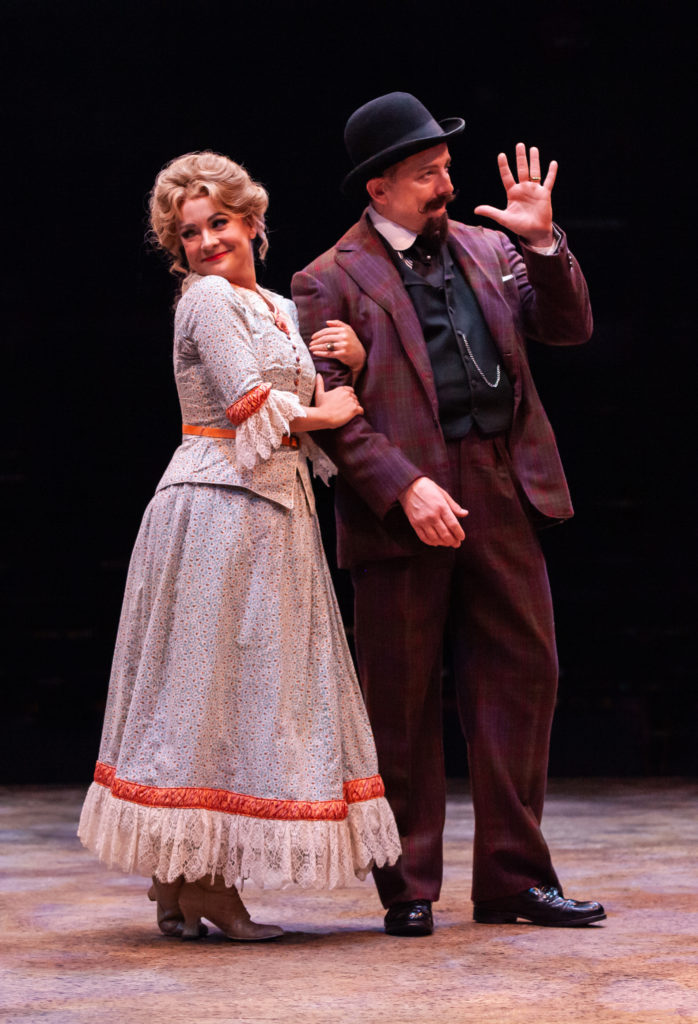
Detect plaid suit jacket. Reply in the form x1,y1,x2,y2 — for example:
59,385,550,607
291,211,593,568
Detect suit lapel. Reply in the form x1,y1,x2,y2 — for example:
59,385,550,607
336,215,438,409
447,230,519,369
334,215,523,412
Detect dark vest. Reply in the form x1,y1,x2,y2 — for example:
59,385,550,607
389,238,514,439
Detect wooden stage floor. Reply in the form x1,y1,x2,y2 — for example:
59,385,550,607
1,779,697,1024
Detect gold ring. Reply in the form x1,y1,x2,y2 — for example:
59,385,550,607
530,175,541,182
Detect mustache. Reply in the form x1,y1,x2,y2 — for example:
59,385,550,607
418,189,459,215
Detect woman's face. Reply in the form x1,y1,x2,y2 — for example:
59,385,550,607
178,195,257,288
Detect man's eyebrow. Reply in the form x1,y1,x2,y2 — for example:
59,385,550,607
414,157,451,172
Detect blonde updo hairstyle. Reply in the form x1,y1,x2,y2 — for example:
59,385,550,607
149,151,269,277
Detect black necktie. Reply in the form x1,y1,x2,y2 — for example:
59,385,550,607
399,240,438,277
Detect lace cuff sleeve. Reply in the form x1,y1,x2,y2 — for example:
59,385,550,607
226,383,272,426
234,389,306,470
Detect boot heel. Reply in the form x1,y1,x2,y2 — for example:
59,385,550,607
179,883,206,940
148,877,185,936
473,910,518,924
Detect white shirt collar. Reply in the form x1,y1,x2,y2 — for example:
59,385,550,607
367,206,418,252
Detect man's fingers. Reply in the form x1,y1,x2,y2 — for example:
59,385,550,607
473,204,505,223
444,516,466,544
440,492,467,541
445,492,469,518
434,508,465,546
418,526,440,546
497,151,516,191
515,142,529,181
410,508,463,547
418,523,459,548
493,145,558,197
401,478,467,547
528,145,541,181
543,160,558,191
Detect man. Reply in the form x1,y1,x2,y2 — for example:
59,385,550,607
291,92,605,935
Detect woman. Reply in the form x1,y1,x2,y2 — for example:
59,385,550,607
78,151,400,941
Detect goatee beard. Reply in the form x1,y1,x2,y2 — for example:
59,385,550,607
417,212,449,253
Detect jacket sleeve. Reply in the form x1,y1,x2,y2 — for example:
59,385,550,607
490,226,593,346
291,266,423,519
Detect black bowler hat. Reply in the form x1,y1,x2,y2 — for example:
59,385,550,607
342,91,465,196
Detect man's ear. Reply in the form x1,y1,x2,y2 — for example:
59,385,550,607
366,176,388,206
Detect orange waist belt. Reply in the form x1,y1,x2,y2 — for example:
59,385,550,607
182,424,300,449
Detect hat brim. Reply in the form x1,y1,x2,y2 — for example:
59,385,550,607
341,117,465,197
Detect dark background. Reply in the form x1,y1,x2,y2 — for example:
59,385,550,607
2,1,694,783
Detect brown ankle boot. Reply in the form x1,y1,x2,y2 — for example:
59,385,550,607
148,877,208,937
178,876,283,941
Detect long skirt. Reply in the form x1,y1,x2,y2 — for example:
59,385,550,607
78,475,400,888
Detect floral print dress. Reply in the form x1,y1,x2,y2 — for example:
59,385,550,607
78,275,400,888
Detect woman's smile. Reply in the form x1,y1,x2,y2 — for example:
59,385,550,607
178,195,257,288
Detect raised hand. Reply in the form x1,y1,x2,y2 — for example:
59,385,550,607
474,143,557,247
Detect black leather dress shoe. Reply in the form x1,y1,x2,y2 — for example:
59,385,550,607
473,886,606,927
384,899,434,936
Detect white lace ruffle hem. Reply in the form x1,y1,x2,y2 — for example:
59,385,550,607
78,782,401,889
235,389,336,483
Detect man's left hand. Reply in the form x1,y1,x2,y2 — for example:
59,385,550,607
474,143,556,247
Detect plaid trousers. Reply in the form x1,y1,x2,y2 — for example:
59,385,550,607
351,429,562,905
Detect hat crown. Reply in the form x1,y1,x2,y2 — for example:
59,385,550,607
344,92,443,168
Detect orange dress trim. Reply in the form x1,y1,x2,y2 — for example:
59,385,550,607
182,424,237,439
226,382,272,426
343,775,385,803
93,762,384,821
181,424,299,448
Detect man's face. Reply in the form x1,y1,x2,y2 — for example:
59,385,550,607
368,143,454,233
